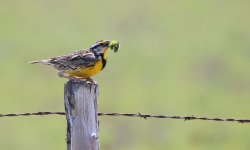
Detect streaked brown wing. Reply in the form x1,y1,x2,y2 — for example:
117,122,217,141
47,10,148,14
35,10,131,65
49,49,99,71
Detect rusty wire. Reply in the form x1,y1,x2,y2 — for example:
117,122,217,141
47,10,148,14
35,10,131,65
0,111,249,123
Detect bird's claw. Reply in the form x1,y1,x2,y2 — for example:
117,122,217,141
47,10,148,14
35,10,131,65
85,78,99,85
58,72,99,85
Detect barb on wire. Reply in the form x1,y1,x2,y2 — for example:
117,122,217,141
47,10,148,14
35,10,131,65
0,111,250,123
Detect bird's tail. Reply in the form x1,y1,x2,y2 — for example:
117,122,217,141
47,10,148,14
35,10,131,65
29,59,51,65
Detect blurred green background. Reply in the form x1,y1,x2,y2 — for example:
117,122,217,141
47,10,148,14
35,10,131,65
1,0,250,149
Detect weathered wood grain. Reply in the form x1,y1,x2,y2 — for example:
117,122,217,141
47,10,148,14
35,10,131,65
64,80,100,150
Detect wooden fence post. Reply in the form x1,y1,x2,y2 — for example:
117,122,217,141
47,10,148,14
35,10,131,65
64,80,100,150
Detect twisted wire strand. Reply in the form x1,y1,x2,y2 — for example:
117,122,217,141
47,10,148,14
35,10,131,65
0,112,249,123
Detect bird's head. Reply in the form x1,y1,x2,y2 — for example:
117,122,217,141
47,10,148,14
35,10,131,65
90,40,120,55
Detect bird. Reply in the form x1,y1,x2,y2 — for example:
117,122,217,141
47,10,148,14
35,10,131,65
30,40,120,84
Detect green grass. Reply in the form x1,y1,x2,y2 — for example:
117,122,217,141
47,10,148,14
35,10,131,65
1,0,250,149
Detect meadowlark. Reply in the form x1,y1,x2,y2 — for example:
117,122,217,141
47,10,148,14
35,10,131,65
30,40,120,84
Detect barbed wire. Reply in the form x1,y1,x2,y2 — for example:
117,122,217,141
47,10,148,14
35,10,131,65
0,111,249,123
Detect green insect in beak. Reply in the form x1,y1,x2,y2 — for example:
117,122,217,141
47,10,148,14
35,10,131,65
109,40,120,53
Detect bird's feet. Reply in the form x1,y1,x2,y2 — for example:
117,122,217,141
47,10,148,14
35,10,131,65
85,78,99,85
58,72,99,85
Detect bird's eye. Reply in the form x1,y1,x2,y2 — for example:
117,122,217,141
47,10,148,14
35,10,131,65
100,42,109,47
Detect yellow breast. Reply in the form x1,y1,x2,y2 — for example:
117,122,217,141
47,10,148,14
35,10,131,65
66,60,103,78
